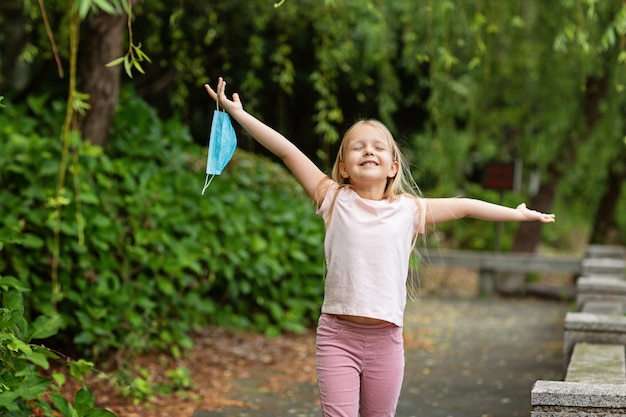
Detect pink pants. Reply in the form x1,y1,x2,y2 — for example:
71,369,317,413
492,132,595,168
316,313,405,417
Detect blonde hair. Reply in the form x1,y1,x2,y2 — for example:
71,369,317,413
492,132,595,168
326,119,425,299
331,119,421,200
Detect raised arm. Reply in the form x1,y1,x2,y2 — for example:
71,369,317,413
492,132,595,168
424,198,555,225
205,77,330,205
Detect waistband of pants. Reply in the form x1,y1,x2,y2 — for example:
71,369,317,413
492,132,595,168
319,313,400,333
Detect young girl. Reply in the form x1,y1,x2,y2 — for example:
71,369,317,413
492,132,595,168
204,77,555,417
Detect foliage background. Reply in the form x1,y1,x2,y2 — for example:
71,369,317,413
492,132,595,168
0,88,325,358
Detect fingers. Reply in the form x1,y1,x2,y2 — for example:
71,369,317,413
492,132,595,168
517,202,556,223
216,76,226,98
204,76,225,100
533,209,556,223
204,77,239,108
203,83,217,100
542,213,556,223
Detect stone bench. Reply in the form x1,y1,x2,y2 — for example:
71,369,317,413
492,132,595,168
577,276,626,313
582,300,624,315
585,245,626,260
531,379,626,416
565,343,625,384
531,257,626,416
581,258,626,277
531,339,626,416
563,312,626,364
419,249,581,296
564,275,626,365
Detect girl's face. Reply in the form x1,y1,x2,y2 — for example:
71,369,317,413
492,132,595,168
339,123,399,186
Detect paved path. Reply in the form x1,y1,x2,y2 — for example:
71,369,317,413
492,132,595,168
194,296,567,417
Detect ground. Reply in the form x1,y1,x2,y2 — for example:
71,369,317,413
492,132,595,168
87,327,319,417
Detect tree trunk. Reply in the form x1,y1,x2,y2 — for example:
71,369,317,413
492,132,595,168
495,177,558,295
511,74,608,254
589,151,626,244
0,0,30,95
78,12,126,146
498,75,609,295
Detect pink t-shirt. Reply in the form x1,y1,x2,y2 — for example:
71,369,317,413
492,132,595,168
316,182,427,326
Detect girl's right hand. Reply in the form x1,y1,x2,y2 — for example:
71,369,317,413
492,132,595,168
204,77,243,114
203,75,329,203
515,203,556,223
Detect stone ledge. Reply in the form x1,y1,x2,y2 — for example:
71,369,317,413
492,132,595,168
577,276,626,313
578,276,626,294
582,300,625,315
565,343,625,385
565,312,626,333
581,258,625,277
564,313,626,364
585,245,626,260
531,380,626,409
532,408,626,416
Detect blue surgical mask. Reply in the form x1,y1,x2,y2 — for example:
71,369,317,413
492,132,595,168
201,103,237,194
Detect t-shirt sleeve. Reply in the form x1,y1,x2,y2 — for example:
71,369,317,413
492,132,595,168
316,181,340,220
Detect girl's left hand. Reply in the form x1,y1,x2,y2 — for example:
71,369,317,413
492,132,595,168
204,77,243,115
516,203,556,223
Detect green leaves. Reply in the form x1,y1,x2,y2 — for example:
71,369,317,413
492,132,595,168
0,90,325,362
49,386,116,417
106,43,152,79
0,269,112,416
0,290,25,331
74,0,126,20
29,315,63,341
72,91,92,116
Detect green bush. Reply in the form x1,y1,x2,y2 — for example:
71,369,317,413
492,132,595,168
0,267,115,416
0,90,325,358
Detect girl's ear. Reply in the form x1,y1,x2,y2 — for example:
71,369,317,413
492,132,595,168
388,160,399,178
339,162,349,178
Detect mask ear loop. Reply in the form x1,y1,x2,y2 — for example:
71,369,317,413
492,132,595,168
201,100,220,195
201,174,215,195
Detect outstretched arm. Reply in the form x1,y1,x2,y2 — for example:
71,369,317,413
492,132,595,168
205,77,329,205
424,198,555,225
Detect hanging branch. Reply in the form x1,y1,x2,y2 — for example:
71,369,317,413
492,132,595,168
105,0,151,78
38,0,64,78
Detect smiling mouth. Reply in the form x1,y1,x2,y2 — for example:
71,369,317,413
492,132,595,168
360,160,379,166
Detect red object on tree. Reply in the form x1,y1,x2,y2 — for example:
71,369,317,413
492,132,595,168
482,163,515,191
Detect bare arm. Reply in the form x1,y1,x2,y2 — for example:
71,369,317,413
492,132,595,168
205,78,329,205
425,198,556,225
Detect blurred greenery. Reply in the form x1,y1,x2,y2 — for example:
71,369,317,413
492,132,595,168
3,1,624,230
0,88,325,359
